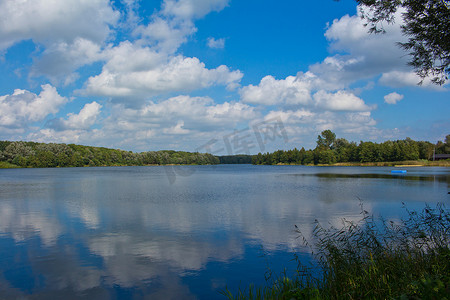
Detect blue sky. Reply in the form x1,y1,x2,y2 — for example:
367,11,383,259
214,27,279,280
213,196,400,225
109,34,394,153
0,0,448,154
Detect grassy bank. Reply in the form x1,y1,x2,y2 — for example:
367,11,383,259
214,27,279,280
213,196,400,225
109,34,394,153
222,204,450,299
272,160,450,167
330,160,450,167
0,161,20,168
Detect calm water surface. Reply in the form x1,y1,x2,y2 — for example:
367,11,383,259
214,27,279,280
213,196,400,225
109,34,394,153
0,165,448,299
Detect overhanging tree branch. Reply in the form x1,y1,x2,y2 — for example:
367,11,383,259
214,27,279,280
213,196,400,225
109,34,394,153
336,0,450,85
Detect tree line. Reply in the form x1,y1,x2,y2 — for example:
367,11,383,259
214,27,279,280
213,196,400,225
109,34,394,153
218,155,253,164
1,132,448,168
252,130,450,165
0,141,219,168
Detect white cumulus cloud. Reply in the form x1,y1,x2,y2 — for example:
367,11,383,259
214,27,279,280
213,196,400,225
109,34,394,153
313,90,372,111
162,0,229,20
0,0,119,51
207,37,225,49
379,71,445,90
83,43,243,99
134,0,229,54
384,92,404,104
0,0,119,84
112,95,257,131
163,120,190,135
308,6,411,88
84,95,259,150
240,75,313,106
49,102,103,130
240,72,373,112
133,17,196,54
31,38,105,85
250,109,378,150
27,128,100,145
0,84,67,129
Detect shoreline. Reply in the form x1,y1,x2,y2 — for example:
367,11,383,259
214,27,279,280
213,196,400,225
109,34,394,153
272,160,450,167
330,161,449,167
0,162,219,169
2,160,450,169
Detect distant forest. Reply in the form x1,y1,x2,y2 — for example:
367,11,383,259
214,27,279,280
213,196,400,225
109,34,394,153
253,130,450,165
218,155,253,164
1,131,449,168
0,141,218,168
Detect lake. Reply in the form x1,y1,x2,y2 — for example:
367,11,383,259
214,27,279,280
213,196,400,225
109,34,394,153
0,165,448,299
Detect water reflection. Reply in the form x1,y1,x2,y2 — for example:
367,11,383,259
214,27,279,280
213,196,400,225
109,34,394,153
0,166,448,299
296,172,449,183
0,202,62,246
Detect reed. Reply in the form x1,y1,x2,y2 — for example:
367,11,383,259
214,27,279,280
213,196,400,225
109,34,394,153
222,203,450,299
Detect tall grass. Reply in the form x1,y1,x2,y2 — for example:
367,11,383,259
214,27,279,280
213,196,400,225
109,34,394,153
222,203,450,299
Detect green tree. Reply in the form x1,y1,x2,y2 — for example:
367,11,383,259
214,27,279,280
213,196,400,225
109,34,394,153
392,141,403,161
317,149,337,164
417,141,434,159
0,141,11,152
253,153,263,164
435,135,450,154
334,138,352,162
303,150,315,165
12,155,28,167
445,134,450,153
3,142,35,163
298,147,306,164
32,150,57,168
272,150,283,164
263,152,273,165
380,140,395,161
403,137,420,160
317,130,336,150
339,0,450,85
359,141,376,162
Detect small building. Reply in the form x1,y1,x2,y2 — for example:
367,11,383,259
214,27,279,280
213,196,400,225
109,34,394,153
433,154,450,160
